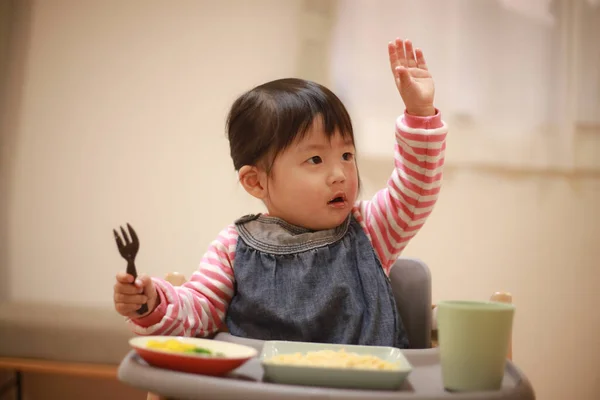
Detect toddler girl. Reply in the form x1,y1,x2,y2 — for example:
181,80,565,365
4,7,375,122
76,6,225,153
113,38,447,348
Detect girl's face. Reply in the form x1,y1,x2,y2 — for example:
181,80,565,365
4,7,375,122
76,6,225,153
262,119,359,230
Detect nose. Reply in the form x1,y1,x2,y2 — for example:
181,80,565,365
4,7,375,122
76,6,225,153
328,163,346,185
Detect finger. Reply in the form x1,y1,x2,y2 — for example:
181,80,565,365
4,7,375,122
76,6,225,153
116,271,135,284
415,48,428,70
388,42,401,86
135,274,153,290
388,41,399,71
114,282,142,295
404,40,417,68
395,66,412,87
115,302,146,316
114,293,148,304
394,38,406,67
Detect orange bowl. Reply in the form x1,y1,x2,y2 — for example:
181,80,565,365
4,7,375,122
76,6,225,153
129,336,258,376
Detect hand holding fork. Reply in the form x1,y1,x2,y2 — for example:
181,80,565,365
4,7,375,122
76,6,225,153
113,223,158,317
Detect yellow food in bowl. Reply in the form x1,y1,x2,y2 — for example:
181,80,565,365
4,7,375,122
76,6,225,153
145,339,223,356
264,349,400,370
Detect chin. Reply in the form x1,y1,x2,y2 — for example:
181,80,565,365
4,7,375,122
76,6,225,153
312,211,352,231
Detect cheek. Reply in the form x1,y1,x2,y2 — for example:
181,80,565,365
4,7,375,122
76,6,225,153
347,164,359,185
347,167,360,199
293,175,322,195
285,174,324,204
271,170,315,198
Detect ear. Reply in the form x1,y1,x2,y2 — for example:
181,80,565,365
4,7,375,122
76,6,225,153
238,165,268,200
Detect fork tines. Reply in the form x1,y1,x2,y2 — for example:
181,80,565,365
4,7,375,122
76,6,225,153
113,223,139,257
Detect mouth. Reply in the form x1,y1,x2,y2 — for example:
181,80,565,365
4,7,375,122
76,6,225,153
327,192,347,206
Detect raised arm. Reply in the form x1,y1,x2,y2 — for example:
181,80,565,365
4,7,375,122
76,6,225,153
353,38,447,273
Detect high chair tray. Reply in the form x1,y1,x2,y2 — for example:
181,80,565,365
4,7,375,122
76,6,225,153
117,346,535,400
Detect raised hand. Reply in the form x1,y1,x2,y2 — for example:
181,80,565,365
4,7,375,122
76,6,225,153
388,38,435,117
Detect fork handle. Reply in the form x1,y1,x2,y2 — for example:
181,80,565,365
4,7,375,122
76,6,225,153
137,302,149,315
126,260,149,315
126,259,138,279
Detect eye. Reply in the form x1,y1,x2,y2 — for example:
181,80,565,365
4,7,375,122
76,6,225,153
307,156,322,165
342,152,354,161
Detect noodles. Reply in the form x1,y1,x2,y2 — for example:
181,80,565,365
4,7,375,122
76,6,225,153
264,348,401,370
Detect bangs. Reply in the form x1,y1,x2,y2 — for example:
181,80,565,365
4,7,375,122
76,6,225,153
226,78,356,173
265,80,354,149
255,79,355,170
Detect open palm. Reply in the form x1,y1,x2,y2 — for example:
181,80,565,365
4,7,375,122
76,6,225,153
388,38,435,116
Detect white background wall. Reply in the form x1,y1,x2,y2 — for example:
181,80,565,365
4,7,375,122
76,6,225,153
1,1,599,399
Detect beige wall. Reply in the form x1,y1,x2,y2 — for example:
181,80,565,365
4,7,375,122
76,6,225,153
1,1,599,399
0,0,16,301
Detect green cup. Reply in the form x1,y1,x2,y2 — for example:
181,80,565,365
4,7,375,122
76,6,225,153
437,300,515,392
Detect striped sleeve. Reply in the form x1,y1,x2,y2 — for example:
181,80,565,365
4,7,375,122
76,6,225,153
353,109,447,274
127,224,238,337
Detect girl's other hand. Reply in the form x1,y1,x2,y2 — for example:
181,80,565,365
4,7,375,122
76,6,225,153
388,38,435,117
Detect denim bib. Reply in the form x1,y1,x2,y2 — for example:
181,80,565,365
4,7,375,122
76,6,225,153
225,214,409,348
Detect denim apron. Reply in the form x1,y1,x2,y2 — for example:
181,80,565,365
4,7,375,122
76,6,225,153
225,213,409,348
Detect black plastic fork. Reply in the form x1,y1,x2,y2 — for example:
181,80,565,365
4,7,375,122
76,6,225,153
113,223,148,315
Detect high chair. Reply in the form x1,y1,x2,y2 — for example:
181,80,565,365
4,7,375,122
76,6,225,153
146,258,513,400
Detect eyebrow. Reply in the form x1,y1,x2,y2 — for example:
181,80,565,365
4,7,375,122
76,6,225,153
298,143,326,153
298,138,354,153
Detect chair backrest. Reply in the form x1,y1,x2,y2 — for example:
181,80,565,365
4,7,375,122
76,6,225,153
388,258,432,349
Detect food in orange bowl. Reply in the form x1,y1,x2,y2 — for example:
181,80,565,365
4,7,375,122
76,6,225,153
129,336,258,376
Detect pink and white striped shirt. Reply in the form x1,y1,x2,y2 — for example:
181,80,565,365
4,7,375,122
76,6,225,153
128,110,447,337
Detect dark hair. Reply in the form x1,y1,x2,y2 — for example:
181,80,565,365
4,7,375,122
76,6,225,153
226,78,355,173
